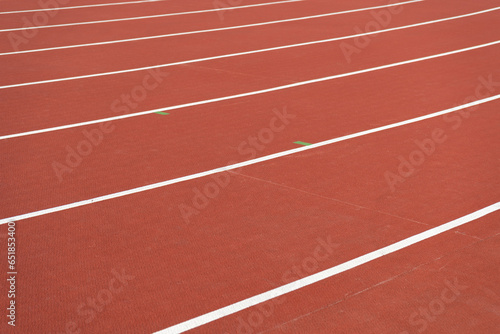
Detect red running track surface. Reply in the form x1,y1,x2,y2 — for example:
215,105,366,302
0,0,499,333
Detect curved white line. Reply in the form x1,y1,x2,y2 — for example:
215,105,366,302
1,40,499,140
0,93,499,225
0,0,305,32
156,202,500,333
0,0,167,15
1,6,498,88
0,0,417,33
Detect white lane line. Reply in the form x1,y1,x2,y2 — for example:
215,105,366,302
0,0,168,15
1,93,499,225
0,0,419,33
1,6,498,87
0,0,427,56
155,202,500,334
1,40,498,140
0,0,304,32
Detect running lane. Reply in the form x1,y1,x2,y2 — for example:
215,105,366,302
1,0,497,78
0,102,497,333
1,7,499,135
234,101,500,228
0,0,306,30
0,0,415,52
196,213,500,334
0,0,255,13
0,44,498,218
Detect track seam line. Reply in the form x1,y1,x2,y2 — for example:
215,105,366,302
181,63,292,82
261,232,494,334
0,95,498,225
453,230,482,241
2,40,499,140
155,202,500,333
263,269,413,334
229,171,429,227
0,0,424,48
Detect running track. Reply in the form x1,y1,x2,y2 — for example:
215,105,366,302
0,0,499,333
